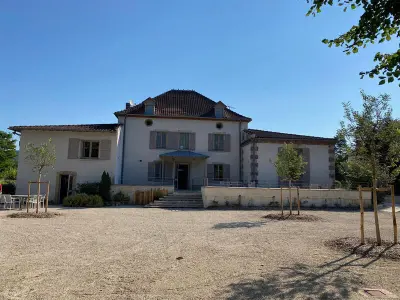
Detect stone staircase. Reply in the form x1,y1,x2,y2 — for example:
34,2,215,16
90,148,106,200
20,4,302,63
146,191,203,208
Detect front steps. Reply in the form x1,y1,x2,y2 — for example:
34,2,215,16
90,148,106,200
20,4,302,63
146,191,203,208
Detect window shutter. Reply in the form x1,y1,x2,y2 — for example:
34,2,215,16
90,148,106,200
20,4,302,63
68,138,80,159
149,131,157,149
224,134,231,152
224,164,230,180
164,161,173,180
189,133,196,150
207,164,214,180
99,140,111,160
166,132,179,149
148,162,155,181
208,134,214,151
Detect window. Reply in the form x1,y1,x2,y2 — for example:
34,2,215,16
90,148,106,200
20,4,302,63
213,134,224,151
214,164,224,180
82,141,99,158
156,132,166,149
179,133,190,150
215,107,223,118
154,162,163,179
145,104,154,115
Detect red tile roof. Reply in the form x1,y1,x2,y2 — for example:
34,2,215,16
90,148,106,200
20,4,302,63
114,89,251,122
8,124,120,133
244,129,335,144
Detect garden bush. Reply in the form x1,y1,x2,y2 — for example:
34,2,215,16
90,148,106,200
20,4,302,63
112,191,130,205
63,193,104,207
77,182,99,195
1,182,16,194
99,171,111,204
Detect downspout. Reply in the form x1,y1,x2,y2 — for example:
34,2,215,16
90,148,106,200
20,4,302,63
239,121,242,182
120,114,127,184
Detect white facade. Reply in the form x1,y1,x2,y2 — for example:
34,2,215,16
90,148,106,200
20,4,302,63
119,116,248,186
16,130,118,202
255,143,332,187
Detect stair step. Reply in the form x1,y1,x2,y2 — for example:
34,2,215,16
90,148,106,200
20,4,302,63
146,203,204,208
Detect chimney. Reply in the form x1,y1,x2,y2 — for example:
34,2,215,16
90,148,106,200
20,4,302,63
125,100,134,109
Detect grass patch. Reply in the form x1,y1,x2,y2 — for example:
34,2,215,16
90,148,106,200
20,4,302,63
325,237,400,260
262,213,323,222
7,212,62,219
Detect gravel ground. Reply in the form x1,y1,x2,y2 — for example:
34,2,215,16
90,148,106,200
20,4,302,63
0,207,399,300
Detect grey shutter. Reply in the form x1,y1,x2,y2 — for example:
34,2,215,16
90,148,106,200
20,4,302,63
224,134,231,152
68,138,80,159
149,131,157,149
164,161,173,181
189,133,196,150
208,134,214,151
302,148,311,187
207,164,214,180
99,140,111,160
166,132,179,150
224,164,230,180
148,162,155,181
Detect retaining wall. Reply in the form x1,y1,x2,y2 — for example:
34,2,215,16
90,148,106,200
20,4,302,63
201,187,372,209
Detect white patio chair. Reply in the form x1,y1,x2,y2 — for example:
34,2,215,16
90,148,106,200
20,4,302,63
0,195,5,209
3,194,14,210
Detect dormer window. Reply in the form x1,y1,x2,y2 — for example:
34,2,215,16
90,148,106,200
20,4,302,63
144,98,155,115
214,101,226,119
145,104,154,115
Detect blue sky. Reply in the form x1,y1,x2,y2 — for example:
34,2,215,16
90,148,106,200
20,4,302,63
1,0,399,144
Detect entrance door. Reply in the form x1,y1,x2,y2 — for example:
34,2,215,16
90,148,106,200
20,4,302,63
59,174,74,203
176,164,189,190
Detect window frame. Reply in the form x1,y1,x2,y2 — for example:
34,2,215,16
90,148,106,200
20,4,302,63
213,164,224,180
156,132,167,149
81,141,100,159
179,132,190,150
145,104,155,115
213,134,225,151
154,161,164,179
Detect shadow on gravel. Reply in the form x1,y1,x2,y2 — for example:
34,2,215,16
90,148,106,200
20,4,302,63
212,221,267,229
220,261,364,300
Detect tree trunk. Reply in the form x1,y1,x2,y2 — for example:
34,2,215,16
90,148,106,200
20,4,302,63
289,180,292,215
297,187,300,215
372,178,382,245
280,187,283,216
36,174,41,213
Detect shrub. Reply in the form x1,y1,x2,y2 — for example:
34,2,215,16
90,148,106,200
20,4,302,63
63,193,104,207
112,191,130,205
1,182,16,194
99,171,111,204
77,182,99,195
153,190,164,200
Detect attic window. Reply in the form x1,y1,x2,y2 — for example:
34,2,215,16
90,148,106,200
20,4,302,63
215,107,224,118
145,104,155,115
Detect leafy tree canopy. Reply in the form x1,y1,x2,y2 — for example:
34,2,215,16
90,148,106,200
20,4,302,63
274,143,307,183
25,138,56,177
307,0,400,85
0,131,17,175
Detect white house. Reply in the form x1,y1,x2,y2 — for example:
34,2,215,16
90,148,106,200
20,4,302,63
9,89,335,203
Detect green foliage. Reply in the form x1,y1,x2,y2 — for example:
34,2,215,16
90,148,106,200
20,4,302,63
0,167,17,181
25,138,56,178
153,190,164,200
63,193,104,207
112,191,130,205
340,91,400,185
99,171,112,203
77,182,100,195
307,0,400,84
274,143,307,184
0,131,17,175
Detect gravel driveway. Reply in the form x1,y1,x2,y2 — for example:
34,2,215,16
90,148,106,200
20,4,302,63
0,208,399,300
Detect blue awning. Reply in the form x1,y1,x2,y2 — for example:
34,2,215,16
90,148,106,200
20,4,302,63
160,150,209,159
